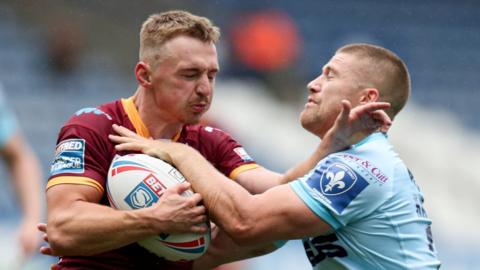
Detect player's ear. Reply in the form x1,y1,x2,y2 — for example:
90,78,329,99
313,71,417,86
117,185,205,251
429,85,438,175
359,88,379,104
135,61,152,88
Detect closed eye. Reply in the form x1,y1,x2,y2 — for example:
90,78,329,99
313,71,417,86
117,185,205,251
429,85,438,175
325,67,334,80
182,72,199,80
207,71,217,81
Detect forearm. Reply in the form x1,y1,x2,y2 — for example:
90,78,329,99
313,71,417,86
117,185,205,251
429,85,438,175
236,139,343,193
12,149,42,222
193,228,277,270
193,243,276,270
163,143,256,240
280,136,339,184
235,168,283,194
48,201,157,256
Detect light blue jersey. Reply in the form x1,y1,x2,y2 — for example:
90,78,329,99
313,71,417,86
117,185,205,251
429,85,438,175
0,86,17,147
0,85,19,217
290,132,441,269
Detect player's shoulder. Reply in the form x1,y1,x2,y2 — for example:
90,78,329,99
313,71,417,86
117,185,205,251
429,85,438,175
301,148,394,201
293,150,393,216
62,100,121,133
182,124,243,158
184,124,233,141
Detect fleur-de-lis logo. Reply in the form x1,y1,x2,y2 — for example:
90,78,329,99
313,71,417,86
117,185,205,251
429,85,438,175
325,171,346,192
319,163,357,196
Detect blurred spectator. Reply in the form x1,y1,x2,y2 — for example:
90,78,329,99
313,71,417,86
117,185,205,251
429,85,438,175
230,10,301,72
0,83,43,268
45,18,85,75
228,10,304,102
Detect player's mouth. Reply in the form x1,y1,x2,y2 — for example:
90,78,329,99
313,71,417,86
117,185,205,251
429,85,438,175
304,97,317,108
192,103,208,113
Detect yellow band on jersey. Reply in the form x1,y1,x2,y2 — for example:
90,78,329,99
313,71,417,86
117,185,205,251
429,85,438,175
121,97,182,141
121,97,151,138
229,164,260,180
46,176,104,193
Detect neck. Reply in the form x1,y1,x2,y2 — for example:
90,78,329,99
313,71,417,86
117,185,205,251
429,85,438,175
132,87,183,140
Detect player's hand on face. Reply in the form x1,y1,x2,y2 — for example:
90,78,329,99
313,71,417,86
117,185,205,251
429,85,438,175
109,124,174,163
324,100,391,151
150,182,208,235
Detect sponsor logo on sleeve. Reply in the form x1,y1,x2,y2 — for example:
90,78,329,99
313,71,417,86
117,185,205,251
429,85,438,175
75,107,112,120
306,161,369,214
337,154,388,183
204,126,223,133
233,147,253,162
50,139,86,175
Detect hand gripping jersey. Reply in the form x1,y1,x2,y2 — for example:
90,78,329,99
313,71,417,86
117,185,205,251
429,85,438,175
47,97,258,269
290,133,441,270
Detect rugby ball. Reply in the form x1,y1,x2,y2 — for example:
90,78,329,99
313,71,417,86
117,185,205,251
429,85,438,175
106,153,210,261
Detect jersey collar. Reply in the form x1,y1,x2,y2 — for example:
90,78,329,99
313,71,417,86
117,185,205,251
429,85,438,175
121,97,182,141
353,132,387,148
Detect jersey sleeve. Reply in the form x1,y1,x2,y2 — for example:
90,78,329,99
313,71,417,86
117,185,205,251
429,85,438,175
47,109,115,193
198,126,259,179
290,153,393,229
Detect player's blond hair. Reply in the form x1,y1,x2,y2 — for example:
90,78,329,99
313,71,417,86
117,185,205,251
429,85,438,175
139,10,220,64
337,43,411,119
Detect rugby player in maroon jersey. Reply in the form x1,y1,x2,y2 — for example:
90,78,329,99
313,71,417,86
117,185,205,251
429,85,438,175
40,10,390,269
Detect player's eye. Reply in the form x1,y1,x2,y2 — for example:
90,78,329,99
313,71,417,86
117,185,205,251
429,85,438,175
326,69,334,79
207,72,217,81
182,73,198,79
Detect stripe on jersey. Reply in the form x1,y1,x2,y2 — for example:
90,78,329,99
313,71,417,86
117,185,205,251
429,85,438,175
121,97,151,138
46,176,104,193
229,164,260,179
121,97,182,141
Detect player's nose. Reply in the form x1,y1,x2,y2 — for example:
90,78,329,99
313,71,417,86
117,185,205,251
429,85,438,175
196,75,212,96
307,76,322,94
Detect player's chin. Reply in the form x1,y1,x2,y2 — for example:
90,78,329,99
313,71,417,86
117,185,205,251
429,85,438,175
184,114,203,125
300,112,323,135
299,110,311,126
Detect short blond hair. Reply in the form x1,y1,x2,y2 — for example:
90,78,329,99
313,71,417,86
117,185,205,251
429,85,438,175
139,10,220,62
337,43,411,119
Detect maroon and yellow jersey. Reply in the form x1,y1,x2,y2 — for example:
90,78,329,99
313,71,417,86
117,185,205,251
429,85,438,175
47,97,258,269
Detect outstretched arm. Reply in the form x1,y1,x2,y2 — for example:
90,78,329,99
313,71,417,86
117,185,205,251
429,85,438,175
1,132,42,257
233,100,391,193
193,225,279,270
280,100,390,183
110,126,332,245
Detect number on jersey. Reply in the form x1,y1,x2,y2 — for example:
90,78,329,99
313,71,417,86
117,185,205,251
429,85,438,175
303,233,347,266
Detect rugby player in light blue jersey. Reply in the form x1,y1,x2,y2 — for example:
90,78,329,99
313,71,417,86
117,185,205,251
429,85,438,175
290,131,439,269
0,85,43,267
111,43,441,269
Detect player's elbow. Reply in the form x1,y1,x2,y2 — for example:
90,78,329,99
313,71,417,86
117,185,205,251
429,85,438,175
210,193,264,245
225,207,261,246
227,220,259,246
